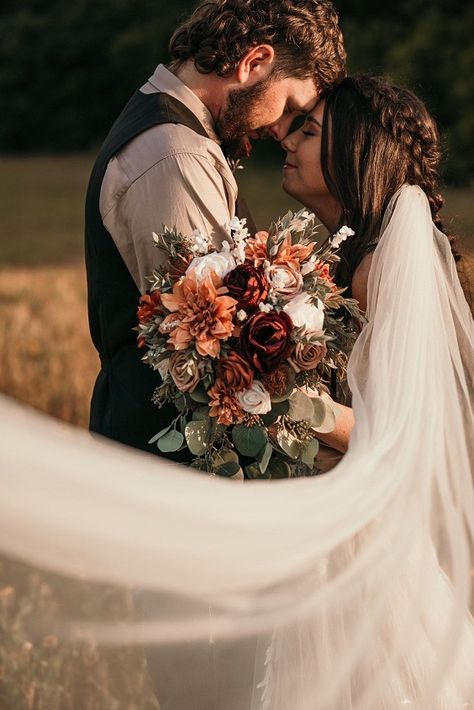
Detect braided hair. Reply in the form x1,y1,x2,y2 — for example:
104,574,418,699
320,75,469,301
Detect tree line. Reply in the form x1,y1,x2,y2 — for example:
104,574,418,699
1,0,472,182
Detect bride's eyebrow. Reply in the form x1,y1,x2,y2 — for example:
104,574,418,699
306,115,322,128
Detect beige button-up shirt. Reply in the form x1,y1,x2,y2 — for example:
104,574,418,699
100,64,238,293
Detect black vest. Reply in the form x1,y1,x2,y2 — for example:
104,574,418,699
85,90,210,462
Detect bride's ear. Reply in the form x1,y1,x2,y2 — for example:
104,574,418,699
236,45,274,85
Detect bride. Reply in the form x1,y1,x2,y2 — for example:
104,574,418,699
1,74,473,709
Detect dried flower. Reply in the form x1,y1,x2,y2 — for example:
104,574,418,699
208,379,244,425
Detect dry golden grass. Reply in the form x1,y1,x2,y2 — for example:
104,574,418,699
0,264,97,427
0,265,160,709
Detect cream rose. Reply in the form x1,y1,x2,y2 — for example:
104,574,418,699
236,381,272,415
283,293,325,332
267,264,303,301
186,250,236,283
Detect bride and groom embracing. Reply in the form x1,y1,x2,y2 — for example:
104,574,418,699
82,0,474,707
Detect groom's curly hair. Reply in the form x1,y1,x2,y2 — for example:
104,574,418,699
169,0,346,90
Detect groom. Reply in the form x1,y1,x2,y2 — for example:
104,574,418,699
85,0,346,462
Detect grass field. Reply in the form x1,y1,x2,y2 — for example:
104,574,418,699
0,155,472,709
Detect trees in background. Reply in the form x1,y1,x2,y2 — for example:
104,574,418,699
1,0,472,182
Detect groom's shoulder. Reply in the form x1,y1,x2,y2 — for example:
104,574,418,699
113,122,223,183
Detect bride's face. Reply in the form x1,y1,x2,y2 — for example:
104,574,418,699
281,100,341,230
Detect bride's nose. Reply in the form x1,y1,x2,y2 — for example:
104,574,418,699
281,130,297,154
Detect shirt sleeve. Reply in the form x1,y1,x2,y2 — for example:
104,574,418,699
103,151,237,294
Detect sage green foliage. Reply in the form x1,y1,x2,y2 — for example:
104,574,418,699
1,0,473,181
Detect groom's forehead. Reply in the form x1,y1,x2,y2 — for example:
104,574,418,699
288,77,319,109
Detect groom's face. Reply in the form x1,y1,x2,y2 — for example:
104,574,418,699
217,75,318,154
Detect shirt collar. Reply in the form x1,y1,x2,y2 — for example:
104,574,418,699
143,64,220,143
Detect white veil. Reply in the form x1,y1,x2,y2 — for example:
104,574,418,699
1,185,473,708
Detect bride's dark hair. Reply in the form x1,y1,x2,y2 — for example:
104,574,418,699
320,74,470,300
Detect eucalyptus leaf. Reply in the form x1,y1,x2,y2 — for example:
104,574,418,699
288,391,314,422
230,468,244,482
257,442,273,475
212,449,239,468
261,411,280,427
218,461,242,477
270,399,290,416
277,429,301,459
175,395,187,412
311,396,327,428
312,394,337,433
232,425,267,457
244,463,262,480
157,430,185,453
301,438,320,468
267,459,292,479
192,407,211,422
148,425,171,445
190,388,210,404
185,420,209,456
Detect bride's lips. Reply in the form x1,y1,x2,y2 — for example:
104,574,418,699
283,161,297,170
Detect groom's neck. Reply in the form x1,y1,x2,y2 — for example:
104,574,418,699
171,61,228,125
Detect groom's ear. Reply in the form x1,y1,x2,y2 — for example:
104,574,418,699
236,45,275,85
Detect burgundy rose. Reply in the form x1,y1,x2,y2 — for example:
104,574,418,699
224,264,269,312
241,311,294,374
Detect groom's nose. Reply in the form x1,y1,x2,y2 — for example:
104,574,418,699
267,115,294,142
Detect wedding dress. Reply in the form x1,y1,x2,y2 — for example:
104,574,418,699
1,185,473,708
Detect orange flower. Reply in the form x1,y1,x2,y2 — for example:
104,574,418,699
218,352,254,392
137,290,162,324
160,270,237,358
208,379,244,425
244,231,269,267
274,237,314,270
314,261,338,292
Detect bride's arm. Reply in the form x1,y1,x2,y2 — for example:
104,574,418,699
315,252,374,453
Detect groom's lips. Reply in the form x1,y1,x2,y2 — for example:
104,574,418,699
283,161,297,170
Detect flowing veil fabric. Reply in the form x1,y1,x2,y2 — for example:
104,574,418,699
1,185,473,708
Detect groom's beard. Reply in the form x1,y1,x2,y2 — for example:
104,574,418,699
217,77,273,159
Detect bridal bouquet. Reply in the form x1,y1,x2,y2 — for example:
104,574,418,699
137,212,360,479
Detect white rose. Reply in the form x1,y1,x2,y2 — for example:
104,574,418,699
283,292,325,332
237,381,272,415
186,250,236,282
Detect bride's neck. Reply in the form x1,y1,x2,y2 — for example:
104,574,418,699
304,195,342,235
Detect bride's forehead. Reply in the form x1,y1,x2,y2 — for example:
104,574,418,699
310,99,326,119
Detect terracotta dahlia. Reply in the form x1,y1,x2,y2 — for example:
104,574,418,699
274,236,314,270
208,379,244,425
160,270,237,358
244,231,269,267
